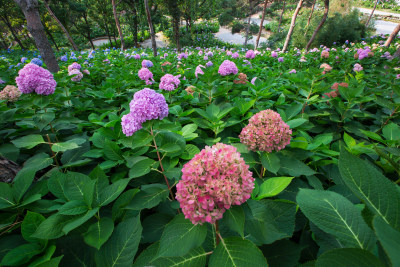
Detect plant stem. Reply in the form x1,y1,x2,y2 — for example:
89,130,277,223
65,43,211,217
46,134,60,167
215,221,220,246
150,126,175,200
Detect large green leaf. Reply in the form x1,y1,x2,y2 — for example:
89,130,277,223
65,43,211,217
133,242,207,267
261,152,280,175
382,123,400,141
339,148,400,229
62,207,99,234
52,142,80,153
58,200,88,215
47,171,68,201
12,168,36,203
373,216,400,266
33,112,55,131
21,211,45,242
315,248,384,267
208,237,268,267
256,177,294,200
11,135,45,149
97,215,142,267
126,184,169,210
0,243,43,266
32,213,79,240
98,179,130,207
64,172,96,206
222,206,245,237
0,182,16,208
157,214,207,258
84,217,114,250
128,157,157,178
297,189,376,250
103,139,123,161
278,156,316,177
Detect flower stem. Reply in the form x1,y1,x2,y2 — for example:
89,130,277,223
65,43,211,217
46,134,60,167
215,221,220,246
150,126,175,200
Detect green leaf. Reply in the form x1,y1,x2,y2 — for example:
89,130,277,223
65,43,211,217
261,152,280,174
339,148,400,229
21,211,45,242
28,245,56,267
97,215,142,267
47,171,68,201
142,213,173,243
257,177,294,199
64,172,96,206
35,256,63,267
126,184,169,210
52,142,80,153
133,242,207,267
33,112,55,131
62,207,99,234
0,243,43,266
279,156,316,177
23,153,52,172
58,200,88,215
98,179,130,207
208,237,268,267
222,206,245,237
296,189,376,250
373,216,400,266
382,123,400,141
315,248,384,267
13,168,36,203
11,135,45,149
0,182,16,208
32,213,79,239
286,118,307,129
103,139,123,161
84,217,114,250
157,214,207,258
129,157,157,178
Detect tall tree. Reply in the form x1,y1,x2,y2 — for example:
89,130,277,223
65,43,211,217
112,0,125,50
365,0,379,27
14,0,59,72
306,0,316,28
256,0,268,49
0,0,26,49
305,0,329,50
278,0,286,33
244,0,253,47
144,0,157,56
282,0,303,52
384,23,400,47
166,0,181,51
43,0,78,50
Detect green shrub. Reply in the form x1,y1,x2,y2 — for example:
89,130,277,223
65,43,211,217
231,21,245,34
218,12,235,26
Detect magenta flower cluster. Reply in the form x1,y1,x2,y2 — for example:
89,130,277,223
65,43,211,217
218,60,238,76
16,63,56,95
195,65,205,78
159,74,181,91
121,88,168,136
138,68,154,85
245,50,256,59
176,143,254,225
356,47,372,60
68,62,81,72
239,109,292,152
141,60,153,68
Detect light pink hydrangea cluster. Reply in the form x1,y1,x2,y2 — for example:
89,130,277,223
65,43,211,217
68,62,81,72
195,65,205,78
218,60,238,76
15,63,57,95
231,52,239,59
353,63,363,72
245,50,256,59
0,85,21,102
68,62,86,82
239,109,292,152
159,74,181,91
176,143,254,225
138,68,154,85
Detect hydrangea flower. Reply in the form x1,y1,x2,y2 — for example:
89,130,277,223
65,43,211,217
195,65,205,78
251,77,258,85
0,79,5,84
142,60,153,68
176,143,254,225
289,69,297,74
138,68,154,85
159,74,181,91
21,57,28,63
231,52,239,59
245,50,255,59
60,55,68,62
206,61,213,67
239,109,292,152
321,51,329,58
0,85,21,102
278,57,284,62
16,63,57,95
69,69,83,82
133,54,141,60
320,63,332,73
121,88,169,136
353,63,363,72
31,58,43,66
178,53,188,60
68,62,81,72
218,60,238,76
271,51,278,58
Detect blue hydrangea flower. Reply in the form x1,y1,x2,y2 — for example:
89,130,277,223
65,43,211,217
31,58,43,66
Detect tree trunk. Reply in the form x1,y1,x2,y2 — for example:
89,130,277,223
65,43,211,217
133,6,138,47
384,23,400,47
305,0,329,51
167,0,181,51
306,0,316,28
43,0,78,50
282,0,303,53
256,0,268,50
104,22,113,46
278,0,286,33
44,24,59,51
244,0,252,47
112,0,125,50
14,0,59,72
1,16,26,49
83,15,95,49
394,46,400,57
0,156,21,184
144,0,157,56
365,0,379,27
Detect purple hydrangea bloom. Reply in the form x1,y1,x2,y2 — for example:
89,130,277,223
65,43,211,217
141,59,153,68
0,79,5,84
16,63,57,95
278,57,284,62
159,74,181,91
232,52,239,59
31,58,43,66
68,62,81,72
121,88,169,136
206,61,213,67
60,55,68,62
271,51,278,58
218,60,238,76
289,69,296,74
178,53,188,60
245,50,255,59
69,69,83,82
206,51,213,57
138,68,154,85
21,57,28,63
195,65,205,78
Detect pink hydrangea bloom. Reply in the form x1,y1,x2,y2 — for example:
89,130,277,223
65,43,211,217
83,69,90,75
289,69,297,74
251,77,258,85
159,74,181,91
232,52,239,59
176,143,254,225
138,68,154,85
218,60,238,76
121,88,169,136
69,69,83,82
353,63,363,72
134,54,141,60
68,62,81,72
226,51,233,56
245,50,256,59
0,85,21,102
271,51,278,58
320,63,332,73
15,63,57,95
195,65,205,78
239,109,292,152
